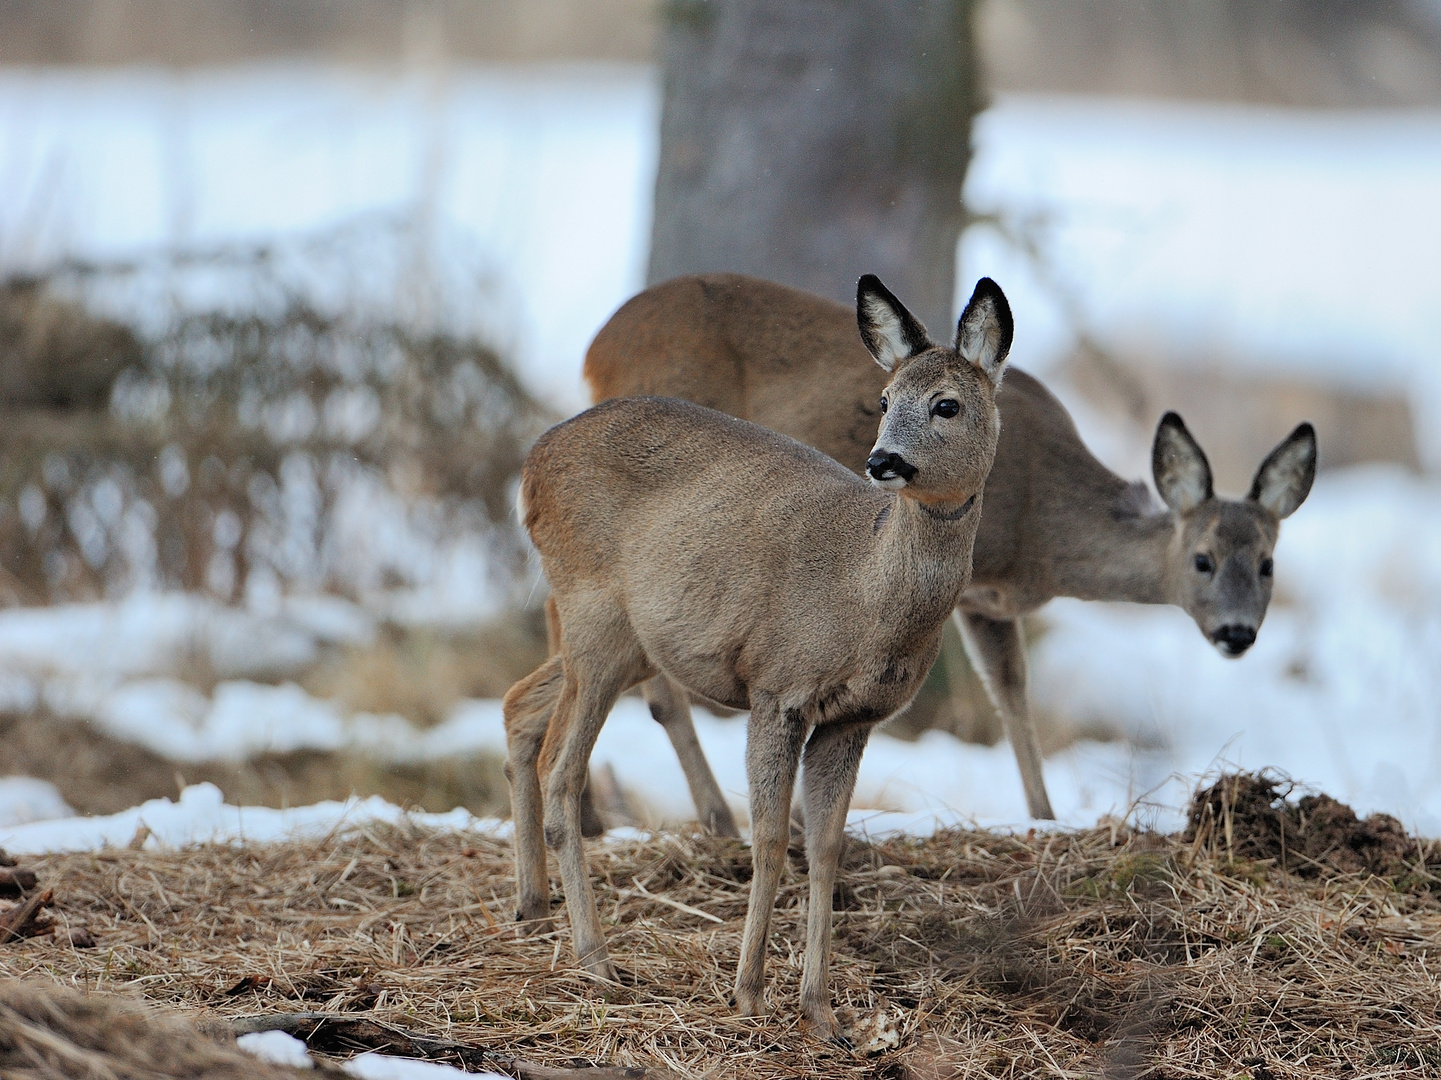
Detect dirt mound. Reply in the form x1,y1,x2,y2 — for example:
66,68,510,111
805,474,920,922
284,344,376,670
0,978,313,1079
1186,771,1421,879
0,708,510,818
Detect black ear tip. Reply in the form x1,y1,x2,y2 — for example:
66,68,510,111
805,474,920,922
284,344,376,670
963,277,1014,353
857,273,884,297
1158,411,1185,432
968,276,1010,313
1295,421,1317,443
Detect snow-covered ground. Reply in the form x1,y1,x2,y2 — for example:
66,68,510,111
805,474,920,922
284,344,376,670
0,781,495,855
0,63,658,410
3,69,1439,426
963,98,1441,471
0,65,1439,845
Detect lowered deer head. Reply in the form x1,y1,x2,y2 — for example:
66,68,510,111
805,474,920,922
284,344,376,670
1152,412,1317,657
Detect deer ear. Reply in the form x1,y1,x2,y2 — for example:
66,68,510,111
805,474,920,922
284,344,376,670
1249,422,1316,519
857,274,932,372
1152,412,1213,514
955,277,1014,385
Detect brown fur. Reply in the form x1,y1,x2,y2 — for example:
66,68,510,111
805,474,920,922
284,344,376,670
584,273,1317,820
504,278,1013,1038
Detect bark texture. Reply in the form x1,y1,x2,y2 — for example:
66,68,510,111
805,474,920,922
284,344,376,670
648,0,980,333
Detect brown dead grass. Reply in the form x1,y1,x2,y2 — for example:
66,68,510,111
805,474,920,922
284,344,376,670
301,615,548,730
0,978,316,1079
2,780,1440,1079
0,274,553,605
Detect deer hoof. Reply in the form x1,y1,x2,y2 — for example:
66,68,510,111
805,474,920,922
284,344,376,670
585,957,618,984
513,898,552,935
802,1001,841,1043
733,988,765,1017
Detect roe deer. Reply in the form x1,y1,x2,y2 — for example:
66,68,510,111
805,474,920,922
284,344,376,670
584,274,1318,821
504,277,1014,1038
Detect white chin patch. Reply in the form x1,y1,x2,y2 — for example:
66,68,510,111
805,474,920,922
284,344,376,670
870,475,908,490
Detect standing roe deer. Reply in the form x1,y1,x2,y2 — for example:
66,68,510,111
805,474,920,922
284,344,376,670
584,274,1318,821
504,276,1013,1038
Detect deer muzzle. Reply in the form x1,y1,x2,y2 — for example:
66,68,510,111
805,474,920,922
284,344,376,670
867,451,917,486
1211,623,1257,658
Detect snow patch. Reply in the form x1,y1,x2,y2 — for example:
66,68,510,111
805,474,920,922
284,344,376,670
343,1052,509,1080
236,1031,314,1069
0,782,505,855
0,777,73,827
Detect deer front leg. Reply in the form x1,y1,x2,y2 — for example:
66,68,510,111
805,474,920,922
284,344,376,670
503,655,567,931
954,610,1054,820
644,674,740,837
799,721,871,1041
734,697,806,1018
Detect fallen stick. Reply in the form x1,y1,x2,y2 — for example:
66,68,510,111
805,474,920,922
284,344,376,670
231,1012,653,1078
0,889,52,943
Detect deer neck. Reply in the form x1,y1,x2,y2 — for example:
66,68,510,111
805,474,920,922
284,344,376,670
1049,504,1178,606
869,491,978,617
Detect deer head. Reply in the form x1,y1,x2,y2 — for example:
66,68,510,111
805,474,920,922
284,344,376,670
857,275,1013,513
1152,412,1317,657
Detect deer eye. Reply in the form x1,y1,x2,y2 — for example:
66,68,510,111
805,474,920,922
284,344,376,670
1259,557,1274,578
1193,553,1214,574
932,399,960,419
879,397,888,414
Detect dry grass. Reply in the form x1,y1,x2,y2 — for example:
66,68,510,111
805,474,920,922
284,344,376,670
0,978,316,1079
0,272,553,605
2,779,1440,1079
301,615,549,730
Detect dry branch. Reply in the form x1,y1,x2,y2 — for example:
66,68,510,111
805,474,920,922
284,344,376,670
0,889,52,943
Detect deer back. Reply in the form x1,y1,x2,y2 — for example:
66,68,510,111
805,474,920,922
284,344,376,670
585,273,888,473
585,273,1128,614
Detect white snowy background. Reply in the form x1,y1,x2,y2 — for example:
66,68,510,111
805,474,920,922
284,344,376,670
0,64,1438,852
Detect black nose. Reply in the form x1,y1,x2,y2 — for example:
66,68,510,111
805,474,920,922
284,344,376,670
1213,624,1257,656
867,451,917,483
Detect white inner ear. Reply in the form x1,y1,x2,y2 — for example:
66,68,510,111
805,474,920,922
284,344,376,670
862,295,911,371
1257,438,1313,515
1155,429,1211,513
1166,467,1210,513
958,300,1003,375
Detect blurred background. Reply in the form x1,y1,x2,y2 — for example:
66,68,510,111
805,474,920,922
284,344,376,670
0,0,1438,835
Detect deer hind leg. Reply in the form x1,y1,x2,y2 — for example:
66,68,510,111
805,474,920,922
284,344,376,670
643,674,739,837
798,720,872,1041
542,615,650,983
955,610,1055,820
548,595,607,839
733,696,806,1018
503,654,567,930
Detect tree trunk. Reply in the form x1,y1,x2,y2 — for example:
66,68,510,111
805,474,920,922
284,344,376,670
648,0,981,334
